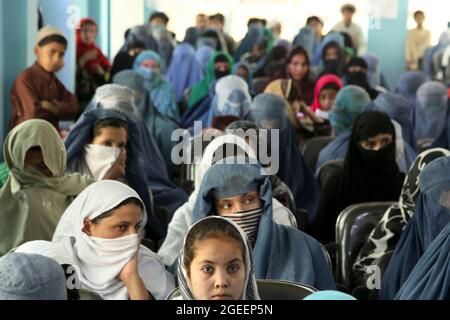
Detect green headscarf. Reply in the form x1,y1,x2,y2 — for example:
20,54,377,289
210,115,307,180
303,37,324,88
0,120,93,256
187,51,234,108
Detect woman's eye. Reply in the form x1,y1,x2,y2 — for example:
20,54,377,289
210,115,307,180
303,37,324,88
361,141,370,149
221,203,231,210
228,265,240,273
116,225,127,232
103,142,112,147
244,197,255,204
202,266,214,273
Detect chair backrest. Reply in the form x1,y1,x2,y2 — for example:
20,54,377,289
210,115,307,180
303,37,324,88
316,159,344,189
166,280,318,300
294,208,310,231
335,202,396,288
77,289,103,300
167,287,181,300
302,136,334,171
253,77,270,94
257,280,318,300
272,177,297,215
179,136,213,187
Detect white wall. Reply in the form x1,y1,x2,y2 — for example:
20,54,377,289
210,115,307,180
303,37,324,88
110,0,144,58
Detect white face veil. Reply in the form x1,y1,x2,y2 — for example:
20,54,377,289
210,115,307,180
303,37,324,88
52,180,148,299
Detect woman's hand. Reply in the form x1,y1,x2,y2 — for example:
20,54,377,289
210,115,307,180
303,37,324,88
296,101,325,124
119,250,139,283
118,243,151,300
103,149,126,181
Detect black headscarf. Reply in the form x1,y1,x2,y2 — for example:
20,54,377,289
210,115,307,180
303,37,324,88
320,41,345,77
253,45,288,78
345,57,379,99
336,111,405,213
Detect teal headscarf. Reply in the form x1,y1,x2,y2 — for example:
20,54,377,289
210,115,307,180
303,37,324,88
113,70,179,171
133,50,179,120
329,85,371,136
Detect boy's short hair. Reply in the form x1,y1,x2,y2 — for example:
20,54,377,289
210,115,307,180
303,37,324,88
38,35,68,48
36,26,67,48
341,3,356,13
413,10,425,19
149,11,169,24
214,13,225,24
306,16,323,26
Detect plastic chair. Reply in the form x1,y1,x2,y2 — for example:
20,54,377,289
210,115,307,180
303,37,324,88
335,202,396,288
316,159,344,189
301,136,334,171
167,279,318,300
257,279,318,300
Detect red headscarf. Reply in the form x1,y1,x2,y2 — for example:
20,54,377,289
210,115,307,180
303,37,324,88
311,74,343,112
76,18,111,72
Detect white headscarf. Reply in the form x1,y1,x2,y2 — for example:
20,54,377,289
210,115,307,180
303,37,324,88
93,84,139,119
195,134,257,189
214,75,252,118
51,180,174,300
14,241,73,266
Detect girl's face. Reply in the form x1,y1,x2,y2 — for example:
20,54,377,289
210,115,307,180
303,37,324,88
288,54,309,81
81,24,97,44
319,88,338,111
215,191,262,215
188,237,245,300
91,126,127,150
83,203,143,239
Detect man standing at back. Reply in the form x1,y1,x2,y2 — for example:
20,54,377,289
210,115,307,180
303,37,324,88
208,13,236,55
332,4,365,54
405,11,431,70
